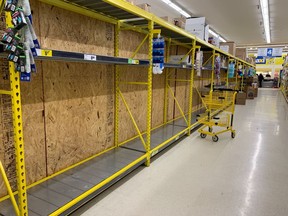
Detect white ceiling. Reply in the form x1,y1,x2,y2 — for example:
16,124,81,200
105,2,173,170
135,0,288,46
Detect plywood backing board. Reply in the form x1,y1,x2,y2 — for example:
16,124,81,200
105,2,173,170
167,69,176,122
21,63,47,188
119,31,148,59
36,1,114,56
43,61,114,175
118,66,147,143
0,58,16,197
152,74,165,128
166,46,176,122
172,70,189,119
169,46,191,120
0,60,46,197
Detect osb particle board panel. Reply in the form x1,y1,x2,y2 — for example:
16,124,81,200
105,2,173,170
43,61,114,175
152,74,165,128
167,69,176,122
20,63,46,188
118,67,147,143
37,2,114,56
0,94,14,197
172,47,191,118
30,0,41,41
0,60,46,197
172,70,189,118
119,31,148,59
0,59,15,197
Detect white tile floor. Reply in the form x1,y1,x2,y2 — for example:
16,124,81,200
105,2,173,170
73,89,288,216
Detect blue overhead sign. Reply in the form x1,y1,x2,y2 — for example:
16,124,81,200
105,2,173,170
267,48,273,57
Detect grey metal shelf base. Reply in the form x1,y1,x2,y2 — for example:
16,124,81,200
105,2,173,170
0,148,145,216
121,124,187,153
122,109,205,153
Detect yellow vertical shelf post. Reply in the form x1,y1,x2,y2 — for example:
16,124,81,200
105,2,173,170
208,50,216,124
188,40,196,135
211,50,216,92
145,20,154,167
5,12,28,216
163,38,171,125
114,21,120,147
241,64,245,91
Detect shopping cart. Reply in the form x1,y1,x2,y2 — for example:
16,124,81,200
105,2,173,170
196,89,237,142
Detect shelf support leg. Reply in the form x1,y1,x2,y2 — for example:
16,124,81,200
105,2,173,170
188,40,196,135
211,50,216,92
241,66,245,92
5,11,28,216
114,21,120,147
145,20,153,167
163,38,171,125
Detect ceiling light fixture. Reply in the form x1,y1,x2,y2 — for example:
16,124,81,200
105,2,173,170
160,1,227,42
208,29,227,42
160,0,191,18
260,0,271,43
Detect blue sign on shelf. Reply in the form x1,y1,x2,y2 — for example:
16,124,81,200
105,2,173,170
255,56,266,64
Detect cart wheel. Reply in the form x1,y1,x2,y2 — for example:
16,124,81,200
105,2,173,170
231,131,236,138
212,135,219,142
200,133,207,138
209,127,213,132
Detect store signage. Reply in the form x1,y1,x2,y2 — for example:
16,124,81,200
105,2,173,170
255,56,266,64
257,48,283,57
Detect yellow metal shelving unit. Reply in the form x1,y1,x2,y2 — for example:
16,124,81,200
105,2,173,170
0,0,255,215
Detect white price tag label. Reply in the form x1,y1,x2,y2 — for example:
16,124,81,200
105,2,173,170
84,54,97,61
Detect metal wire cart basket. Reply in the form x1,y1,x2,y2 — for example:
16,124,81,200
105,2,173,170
197,89,237,142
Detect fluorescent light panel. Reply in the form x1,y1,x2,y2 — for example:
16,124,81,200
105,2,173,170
209,29,227,42
161,0,227,42
260,0,271,43
160,0,190,18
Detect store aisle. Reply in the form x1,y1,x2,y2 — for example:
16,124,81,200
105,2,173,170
74,89,288,216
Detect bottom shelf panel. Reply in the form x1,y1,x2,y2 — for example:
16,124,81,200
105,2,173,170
121,109,205,154
0,148,145,216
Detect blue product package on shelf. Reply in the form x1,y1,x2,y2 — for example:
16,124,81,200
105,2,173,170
228,62,235,78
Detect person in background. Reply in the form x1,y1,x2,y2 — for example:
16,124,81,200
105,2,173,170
266,73,271,78
258,73,264,87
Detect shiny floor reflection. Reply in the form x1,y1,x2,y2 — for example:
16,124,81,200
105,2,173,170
73,89,288,216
